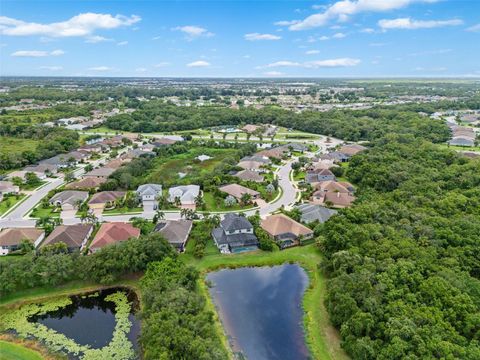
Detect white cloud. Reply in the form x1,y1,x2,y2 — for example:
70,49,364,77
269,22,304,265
85,35,112,43
0,13,141,37
173,25,214,39
243,55,251,59
319,36,330,41
332,32,346,38
414,66,447,72
39,66,63,71
369,42,387,47
11,49,64,57
361,28,375,33
117,41,128,46
261,57,360,68
87,66,111,71
186,60,211,67
154,62,170,67
274,20,299,26
244,33,281,41
263,71,284,76
408,48,451,56
379,17,463,30
306,50,320,55
466,23,480,32
289,0,438,31
135,67,147,73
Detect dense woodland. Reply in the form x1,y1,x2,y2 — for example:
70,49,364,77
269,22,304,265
320,135,480,359
106,101,450,143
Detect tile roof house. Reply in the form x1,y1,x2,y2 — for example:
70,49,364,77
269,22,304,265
235,170,264,183
151,137,177,147
449,137,475,147
154,220,193,252
39,155,72,169
261,214,313,249
240,155,271,165
0,228,45,255
88,191,125,211
219,184,260,200
242,124,261,133
83,167,116,179
283,143,308,152
168,185,200,206
306,168,336,184
256,146,288,159
49,190,89,211
89,222,140,253
296,204,337,224
65,177,107,190
104,158,130,169
339,144,367,156
0,181,20,196
41,224,93,252
237,160,266,172
212,214,258,253
23,164,58,176
311,181,356,208
320,152,350,163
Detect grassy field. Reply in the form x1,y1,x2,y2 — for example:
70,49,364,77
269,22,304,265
0,195,26,216
438,143,480,152
0,340,43,360
0,137,39,157
145,147,238,186
29,205,60,219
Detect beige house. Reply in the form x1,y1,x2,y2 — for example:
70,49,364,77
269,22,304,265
88,191,126,212
0,228,45,255
219,184,260,201
261,214,313,249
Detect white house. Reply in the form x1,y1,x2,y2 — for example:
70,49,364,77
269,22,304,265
168,185,200,207
136,184,163,211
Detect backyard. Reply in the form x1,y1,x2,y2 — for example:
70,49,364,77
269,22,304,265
0,195,26,216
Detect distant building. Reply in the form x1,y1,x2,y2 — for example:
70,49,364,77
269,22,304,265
83,167,116,179
219,184,260,201
235,170,264,183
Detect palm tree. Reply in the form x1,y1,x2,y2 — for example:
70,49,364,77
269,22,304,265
153,210,165,223
240,193,252,206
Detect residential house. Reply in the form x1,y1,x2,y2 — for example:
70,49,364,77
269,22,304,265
306,168,336,184
104,158,130,170
78,144,104,153
261,214,314,249
168,185,200,207
235,170,264,183
219,184,260,201
284,143,308,152
449,137,475,147
40,224,93,252
0,228,45,255
0,181,20,198
151,137,178,147
240,155,271,165
242,124,261,133
83,167,116,179
320,151,350,163
311,181,356,208
7,171,44,181
154,220,193,252
89,222,140,253
295,204,337,224
88,191,126,212
101,135,125,148
65,177,107,190
339,144,367,156
23,164,58,177
49,191,89,211
256,146,288,159
136,184,162,211
212,213,258,253
65,150,89,162
237,160,266,172
39,155,73,169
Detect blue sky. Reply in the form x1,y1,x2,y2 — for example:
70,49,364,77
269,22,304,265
0,0,479,77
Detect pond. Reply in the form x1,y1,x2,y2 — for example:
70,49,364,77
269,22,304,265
3,287,140,360
207,264,310,360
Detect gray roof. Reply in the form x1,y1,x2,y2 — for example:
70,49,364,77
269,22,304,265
296,204,337,224
240,155,271,164
137,184,162,197
49,190,89,206
221,213,253,232
40,155,71,166
212,227,258,248
168,185,200,203
448,137,475,147
154,220,193,249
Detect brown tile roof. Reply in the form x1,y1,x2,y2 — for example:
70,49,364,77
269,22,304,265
84,167,116,178
219,184,260,199
104,158,129,169
237,160,264,170
235,170,264,183
339,144,367,156
324,191,356,207
65,177,107,189
42,224,93,249
261,214,313,237
256,147,287,159
0,228,44,247
90,222,140,251
88,191,125,205
315,180,351,194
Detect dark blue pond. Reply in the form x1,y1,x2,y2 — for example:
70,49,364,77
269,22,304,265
29,288,140,352
207,264,310,360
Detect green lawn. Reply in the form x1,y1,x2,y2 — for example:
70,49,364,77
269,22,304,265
29,206,60,219
202,191,254,212
438,143,480,152
0,195,26,216
103,206,143,215
20,181,46,191
0,137,39,157
0,340,43,360
145,147,238,186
